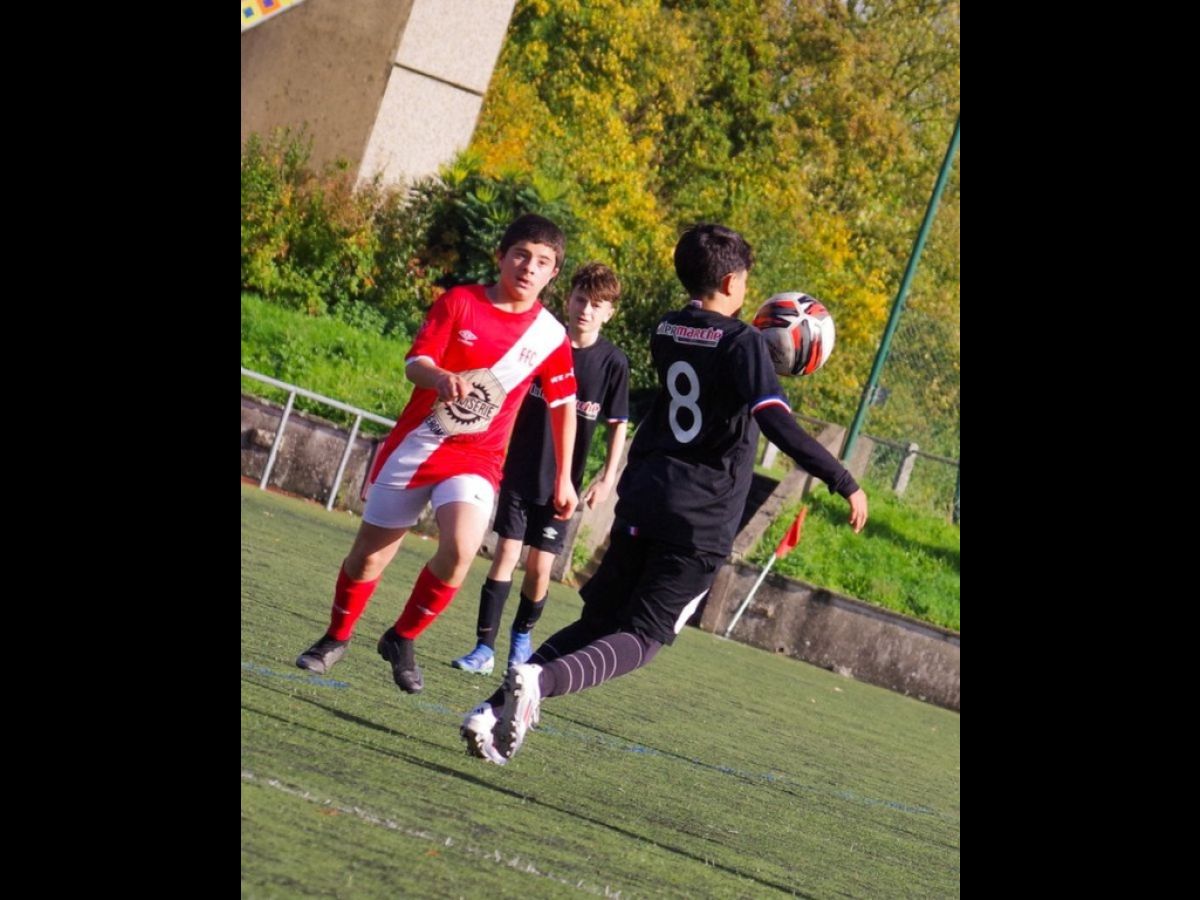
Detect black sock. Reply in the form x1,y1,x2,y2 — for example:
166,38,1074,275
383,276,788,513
539,631,661,698
512,593,546,634
483,622,655,710
476,578,512,649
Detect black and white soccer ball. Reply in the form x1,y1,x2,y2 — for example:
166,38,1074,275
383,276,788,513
751,293,836,377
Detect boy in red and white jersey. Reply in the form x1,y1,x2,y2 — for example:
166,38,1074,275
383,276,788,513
450,263,630,677
296,214,579,696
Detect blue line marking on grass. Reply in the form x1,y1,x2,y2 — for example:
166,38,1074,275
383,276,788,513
242,662,350,688
835,788,932,815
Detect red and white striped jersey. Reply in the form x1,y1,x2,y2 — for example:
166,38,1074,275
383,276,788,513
369,285,576,491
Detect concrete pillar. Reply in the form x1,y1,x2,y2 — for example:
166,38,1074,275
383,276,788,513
893,442,919,495
843,432,875,483
360,0,518,186
241,1,417,177
241,0,518,187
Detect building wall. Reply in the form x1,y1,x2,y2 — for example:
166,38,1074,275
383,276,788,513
241,0,517,186
700,563,960,711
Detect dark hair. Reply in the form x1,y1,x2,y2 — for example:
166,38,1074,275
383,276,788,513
569,262,622,307
499,213,566,270
673,223,755,297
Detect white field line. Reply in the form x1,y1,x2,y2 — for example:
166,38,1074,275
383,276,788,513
241,769,627,898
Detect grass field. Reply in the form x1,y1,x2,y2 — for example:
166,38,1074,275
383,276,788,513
242,484,960,897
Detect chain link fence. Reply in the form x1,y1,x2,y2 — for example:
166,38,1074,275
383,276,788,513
842,123,959,523
852,293,959,521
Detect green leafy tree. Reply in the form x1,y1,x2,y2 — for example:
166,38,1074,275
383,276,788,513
469,0,959,422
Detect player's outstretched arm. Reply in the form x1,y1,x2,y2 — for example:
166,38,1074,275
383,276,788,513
755,405,868,533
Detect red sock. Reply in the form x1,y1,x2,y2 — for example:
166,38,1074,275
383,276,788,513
393,565,459,639
328,565,380,641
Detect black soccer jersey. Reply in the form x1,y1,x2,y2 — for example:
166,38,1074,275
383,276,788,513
614,303,791,555
501,335,631,503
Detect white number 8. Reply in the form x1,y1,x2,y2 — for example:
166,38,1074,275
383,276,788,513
667,360,702,443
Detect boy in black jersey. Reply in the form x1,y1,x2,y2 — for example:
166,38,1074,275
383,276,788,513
450,263,631,677
461,224,868,764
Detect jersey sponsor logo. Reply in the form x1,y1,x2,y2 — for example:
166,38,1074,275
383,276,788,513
656,321,724,346
425,368,508,436
576,399,601,420
457,329,478,346
518,347,537,366
548,367,574,385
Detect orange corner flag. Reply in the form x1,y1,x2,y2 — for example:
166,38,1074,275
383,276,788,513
774,507,808,558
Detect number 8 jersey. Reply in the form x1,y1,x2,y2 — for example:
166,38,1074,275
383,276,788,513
615,301,791,556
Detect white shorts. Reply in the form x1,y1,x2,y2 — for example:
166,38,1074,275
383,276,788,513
361,474,496,530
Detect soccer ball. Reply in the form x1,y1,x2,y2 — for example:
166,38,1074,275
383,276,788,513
751,293,836,377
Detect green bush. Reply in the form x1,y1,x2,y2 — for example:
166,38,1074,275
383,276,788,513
241,132,584,341
241,129,381,317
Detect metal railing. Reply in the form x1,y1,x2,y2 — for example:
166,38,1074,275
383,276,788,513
241,368,395,510
243,366,960,521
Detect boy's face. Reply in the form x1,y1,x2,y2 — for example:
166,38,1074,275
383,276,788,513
566,289,615,337
495,240,560,304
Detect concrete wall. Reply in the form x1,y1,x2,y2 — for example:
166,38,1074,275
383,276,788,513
699,562,960,711
700,423,959,710
241,0,517,186
359,0,518,186
241,0,417,177
241,395,383,518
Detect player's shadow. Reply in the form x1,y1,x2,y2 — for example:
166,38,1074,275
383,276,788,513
242,685,535,798
871,518,959,570
810,501,960,572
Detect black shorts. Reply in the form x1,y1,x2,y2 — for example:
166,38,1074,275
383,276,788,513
578,521,725,645
492,485,568,555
